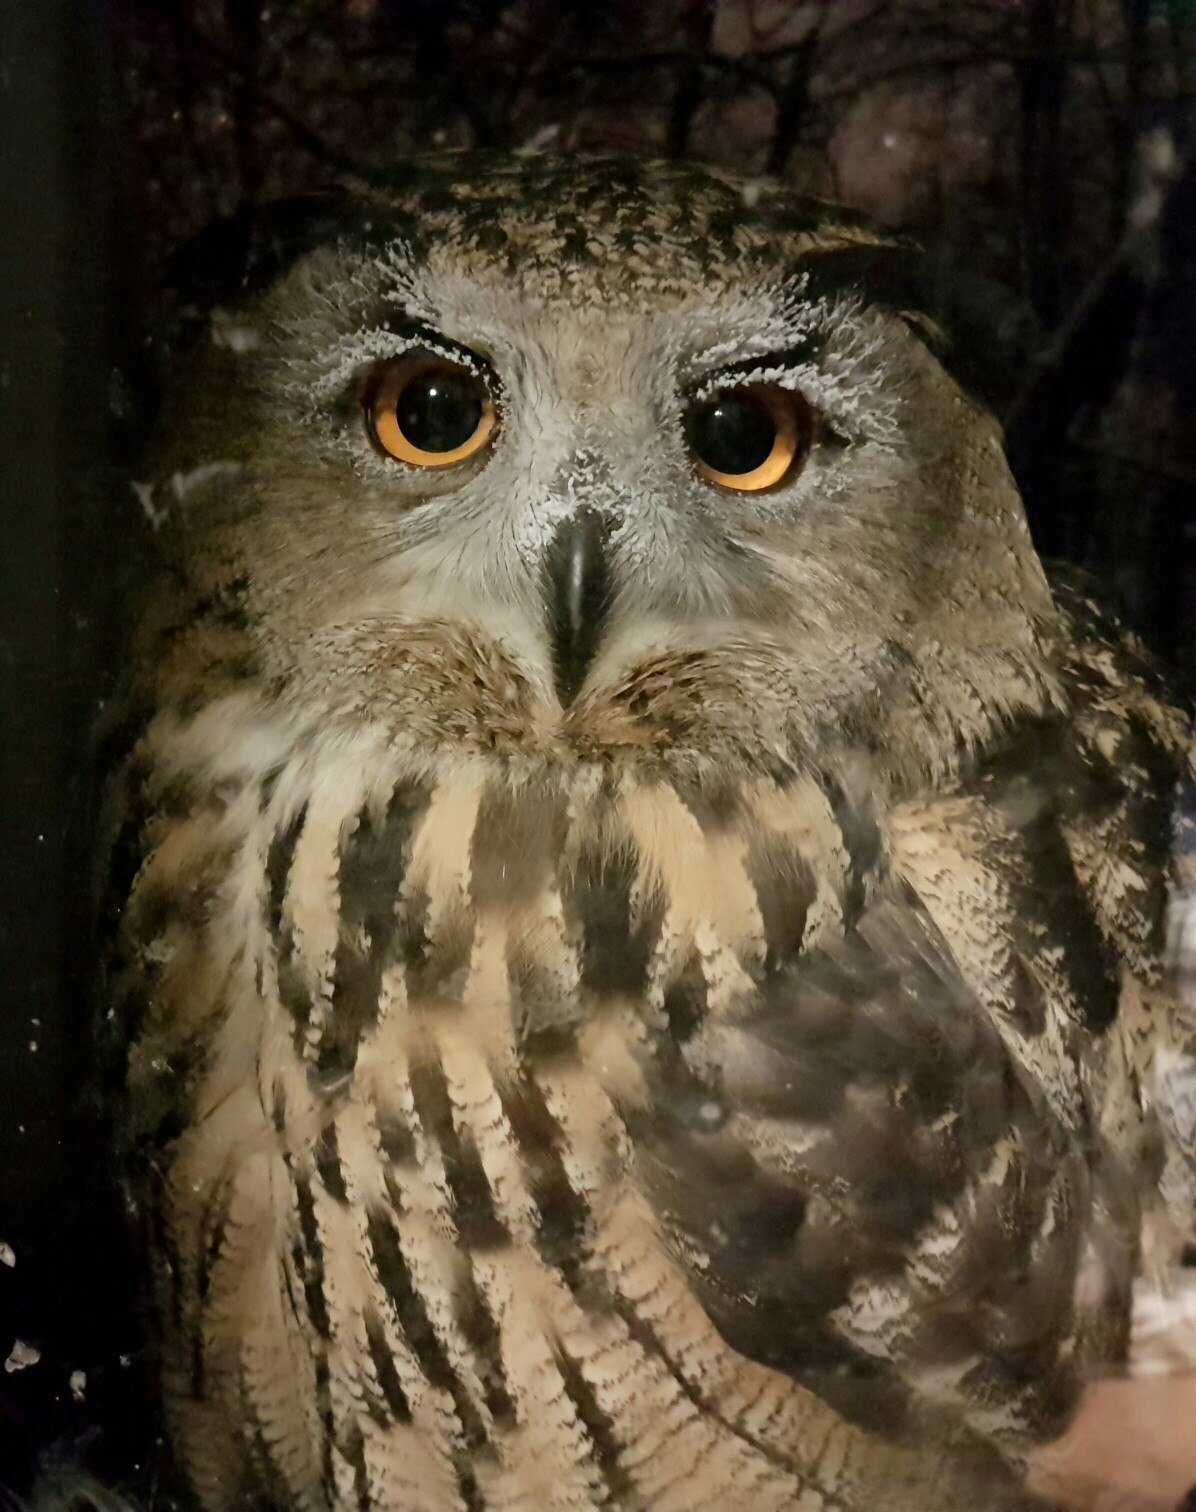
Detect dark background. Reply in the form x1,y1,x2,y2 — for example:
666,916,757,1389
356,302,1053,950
1,0,1194,1500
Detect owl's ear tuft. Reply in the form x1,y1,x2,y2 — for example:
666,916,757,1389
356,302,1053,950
798,240,1041,417
164,191,357,318
898,252,1042,419
124,193,362,453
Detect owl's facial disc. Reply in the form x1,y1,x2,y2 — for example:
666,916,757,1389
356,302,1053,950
331,300,847,713
165,159,1054,775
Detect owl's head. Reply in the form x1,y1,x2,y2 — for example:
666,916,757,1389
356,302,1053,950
143,153,1058,791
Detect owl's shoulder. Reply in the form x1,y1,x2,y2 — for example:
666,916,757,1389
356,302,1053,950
1046,565,1191,761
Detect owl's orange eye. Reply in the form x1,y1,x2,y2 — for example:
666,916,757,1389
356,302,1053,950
685,383,814,492
365,356,497,468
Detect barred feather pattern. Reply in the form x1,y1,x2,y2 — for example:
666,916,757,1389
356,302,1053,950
106,587,1191,1512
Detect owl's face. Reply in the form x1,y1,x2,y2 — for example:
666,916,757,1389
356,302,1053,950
146,155,1056,789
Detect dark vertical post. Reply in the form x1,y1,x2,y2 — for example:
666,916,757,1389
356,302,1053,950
0,0,128,1485
1016,0,1072,329
1,0,77,1233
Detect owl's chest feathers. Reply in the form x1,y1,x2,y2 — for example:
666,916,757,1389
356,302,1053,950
248,755,866,1094
125,696,1173,1508
142,759,945,1512
127,737,878,1165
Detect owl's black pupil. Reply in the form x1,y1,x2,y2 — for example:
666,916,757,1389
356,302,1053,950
686,390,775,475
396,365,483,452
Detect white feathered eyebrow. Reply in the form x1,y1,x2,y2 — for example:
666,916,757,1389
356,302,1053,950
686,339,826,402
290,314,496,411
377,315,496,375
685,360,881,452
680,301,901,448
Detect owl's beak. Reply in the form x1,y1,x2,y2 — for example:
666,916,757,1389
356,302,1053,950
543,506,612,708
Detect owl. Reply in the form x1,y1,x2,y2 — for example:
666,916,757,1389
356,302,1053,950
104,153,1195,1512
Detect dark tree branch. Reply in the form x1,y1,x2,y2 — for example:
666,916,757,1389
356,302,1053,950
226,0,263,197
138,0,356,175
764,26,820,176
666,0,716,158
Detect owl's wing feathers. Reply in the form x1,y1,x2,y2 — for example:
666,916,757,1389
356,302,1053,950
633,891,1100,1457
1048,575,1196,1259
628,576,1192,1464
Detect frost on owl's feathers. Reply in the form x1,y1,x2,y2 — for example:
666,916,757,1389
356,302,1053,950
98,153,1193,1512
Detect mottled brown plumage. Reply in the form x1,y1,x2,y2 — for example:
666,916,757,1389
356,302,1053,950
106,153,1194,1511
